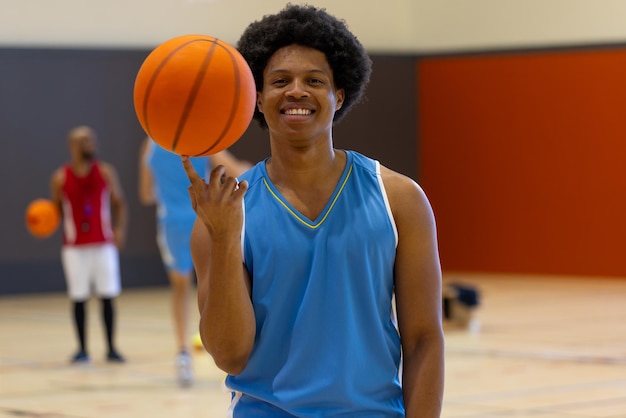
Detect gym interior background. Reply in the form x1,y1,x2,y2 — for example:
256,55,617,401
2,0,625,294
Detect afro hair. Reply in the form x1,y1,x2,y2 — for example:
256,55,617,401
237,3,372,129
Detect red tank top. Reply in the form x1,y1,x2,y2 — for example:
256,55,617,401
61,162,113,246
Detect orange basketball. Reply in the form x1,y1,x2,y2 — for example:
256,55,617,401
133,34,256,156
25,198,60,238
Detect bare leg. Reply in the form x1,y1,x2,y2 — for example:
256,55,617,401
168,270,192,352
168,269,194,387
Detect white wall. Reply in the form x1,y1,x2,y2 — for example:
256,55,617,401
2,0,626,52
414,0,626,52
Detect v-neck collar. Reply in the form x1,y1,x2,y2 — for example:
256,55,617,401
260,151,353,229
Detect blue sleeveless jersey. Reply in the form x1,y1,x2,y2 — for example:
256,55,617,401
145,139,208,223
146,140,209,272
228,150,404,417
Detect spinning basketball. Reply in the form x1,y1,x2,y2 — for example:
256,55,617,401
134,34,256,156
25,198,60,238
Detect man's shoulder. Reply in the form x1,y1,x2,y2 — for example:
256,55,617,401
51,165,66,184
345,150,379,176
94,160,118,175
238,160,265,188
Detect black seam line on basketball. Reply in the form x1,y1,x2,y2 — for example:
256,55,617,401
195,39,242,156
172,39,219,153
142,39,205,142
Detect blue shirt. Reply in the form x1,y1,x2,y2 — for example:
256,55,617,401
228,150,404,417
145,139,209,223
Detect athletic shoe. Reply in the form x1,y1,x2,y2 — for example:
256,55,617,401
177,351,193,388
106,350,126,363
71,350,90,364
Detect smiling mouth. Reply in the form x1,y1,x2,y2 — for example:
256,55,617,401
282,108,313,116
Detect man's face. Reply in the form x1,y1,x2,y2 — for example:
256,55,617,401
69,128,97,161
256,44,345,144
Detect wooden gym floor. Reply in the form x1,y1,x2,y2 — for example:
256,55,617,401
1,273,625,417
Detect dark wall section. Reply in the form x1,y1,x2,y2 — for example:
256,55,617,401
0,49,417,295
0,47,165,295
334,55,418,179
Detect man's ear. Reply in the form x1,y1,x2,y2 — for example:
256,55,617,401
256,91,264,114
335,88,345,110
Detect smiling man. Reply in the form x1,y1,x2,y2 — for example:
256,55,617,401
183,4,445,417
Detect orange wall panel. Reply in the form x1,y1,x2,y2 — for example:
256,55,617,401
418,49,626,277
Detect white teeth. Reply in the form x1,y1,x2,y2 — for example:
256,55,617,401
284,109,311,115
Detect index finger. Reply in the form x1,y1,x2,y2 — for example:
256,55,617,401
181,155,204,184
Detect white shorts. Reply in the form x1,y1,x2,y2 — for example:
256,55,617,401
61,243,121,301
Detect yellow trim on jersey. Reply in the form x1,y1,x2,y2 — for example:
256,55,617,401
263,165,353,229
